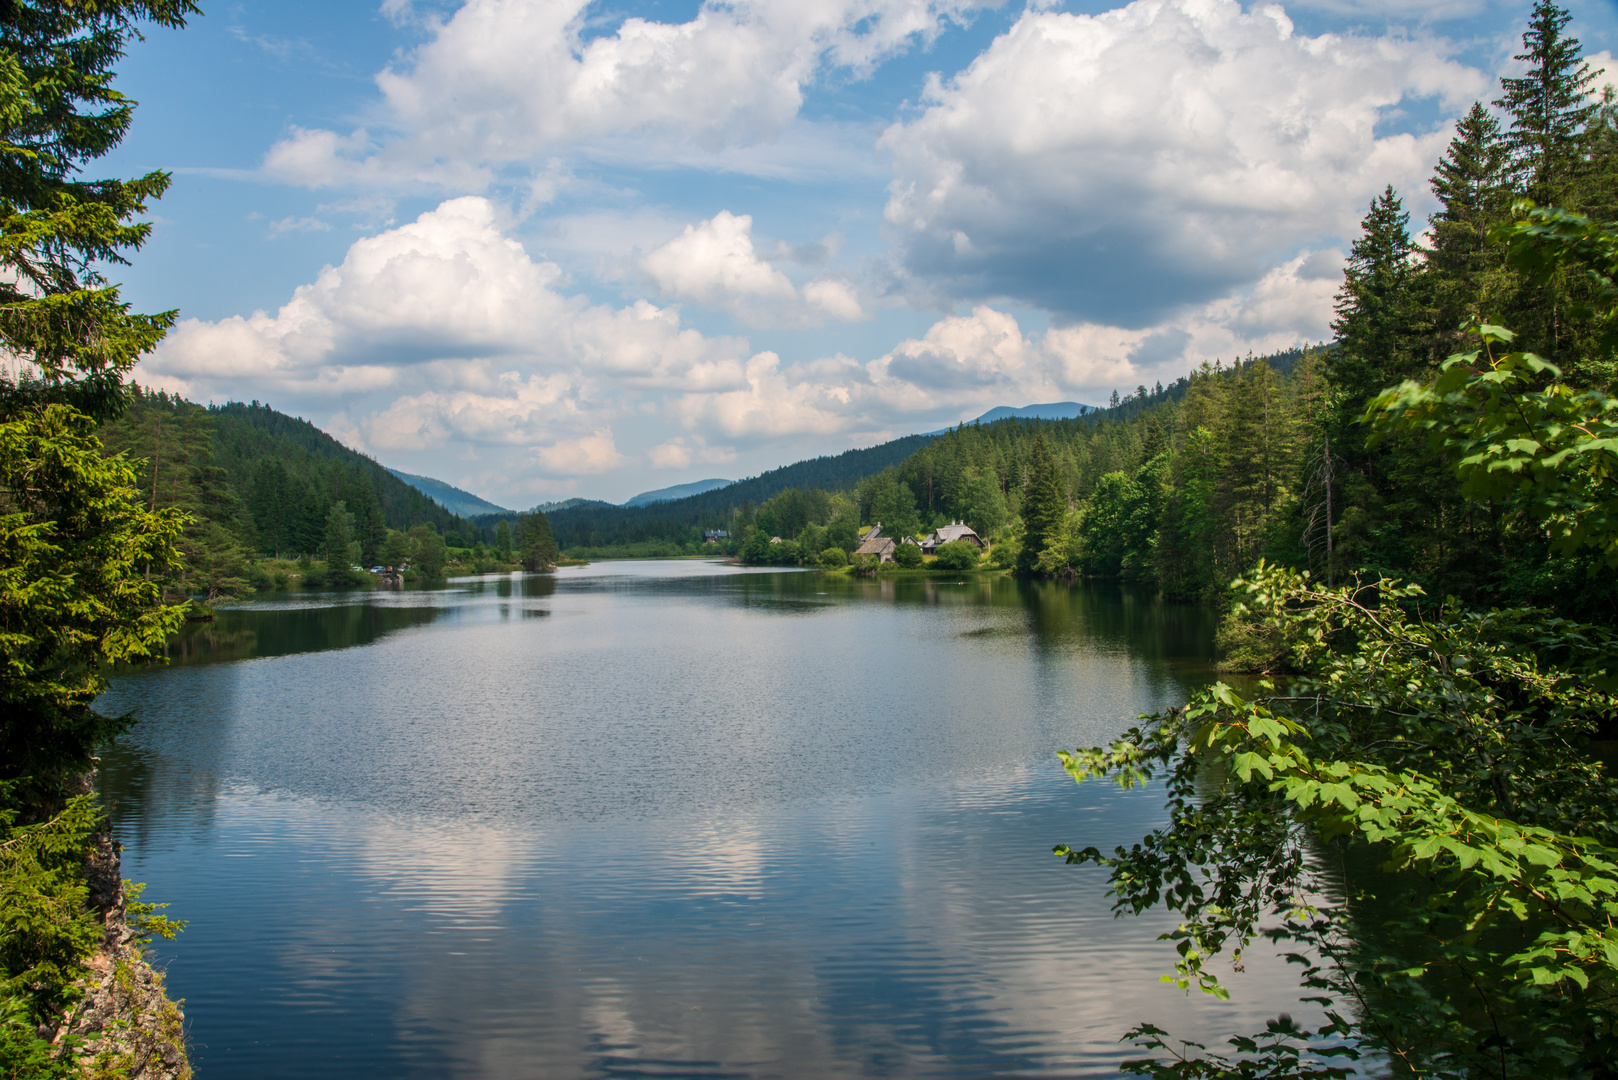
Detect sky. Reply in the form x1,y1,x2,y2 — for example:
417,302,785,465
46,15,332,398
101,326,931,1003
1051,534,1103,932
107,0,1618,507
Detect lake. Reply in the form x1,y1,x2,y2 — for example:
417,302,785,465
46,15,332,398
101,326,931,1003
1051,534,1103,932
96,560,1320,1079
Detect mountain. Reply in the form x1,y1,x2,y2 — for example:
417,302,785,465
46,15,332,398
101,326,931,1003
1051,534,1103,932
624,478,734,507
387,469,512,517
927,401,1097,435
96,392,473,566
970,401,1096,423
530,498,613,513
533,432,940,549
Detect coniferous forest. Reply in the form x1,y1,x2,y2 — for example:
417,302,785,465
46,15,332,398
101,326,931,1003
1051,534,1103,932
5,0,1618,1077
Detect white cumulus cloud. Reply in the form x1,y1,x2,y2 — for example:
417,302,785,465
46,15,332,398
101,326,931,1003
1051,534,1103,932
879,0,1485,324
640,211,867,326
263,0,998,188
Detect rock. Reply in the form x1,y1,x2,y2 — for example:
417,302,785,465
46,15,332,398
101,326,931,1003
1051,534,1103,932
48,824,191,1079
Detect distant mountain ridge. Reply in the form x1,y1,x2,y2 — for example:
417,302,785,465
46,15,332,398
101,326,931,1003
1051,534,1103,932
496,433,940,547
927,401,1097,435
530,497,613,513
971,401,1096,423
624,478,734,507
386,469,512,517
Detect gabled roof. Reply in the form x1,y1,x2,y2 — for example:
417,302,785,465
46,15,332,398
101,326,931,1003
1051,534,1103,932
854,533,895,556
933,522,980,544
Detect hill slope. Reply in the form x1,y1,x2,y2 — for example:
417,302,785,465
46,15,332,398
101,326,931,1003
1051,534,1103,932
624,478,734,507
388,468,511,516
493,433,939,549
101,391,472,561
971,402,1096,423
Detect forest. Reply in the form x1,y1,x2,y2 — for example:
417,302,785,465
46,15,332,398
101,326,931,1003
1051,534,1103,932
89,388,563,597
677,9,1618,627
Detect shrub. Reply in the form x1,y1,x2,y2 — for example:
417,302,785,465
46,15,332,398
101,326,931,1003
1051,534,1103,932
934,540,981,571
892,541,923,568
818,547,848,569
851,552,879,575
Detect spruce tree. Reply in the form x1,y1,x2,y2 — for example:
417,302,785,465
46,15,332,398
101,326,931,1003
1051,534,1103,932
1329,186,1425,407
0,2,199,419
1429,102,1508,278
1016,432,1066,575
520,510,559,570
1495,0,1600,205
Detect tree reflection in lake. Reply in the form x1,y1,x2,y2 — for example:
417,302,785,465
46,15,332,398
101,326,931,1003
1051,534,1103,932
96,561,1319,1080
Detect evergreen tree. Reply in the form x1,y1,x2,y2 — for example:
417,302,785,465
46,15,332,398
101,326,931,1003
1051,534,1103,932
1495,0,1600,205
1017,433,1067,575
519,511,558,571
1429,103,1509,279
1330,186,1426,407
956,468,1007,539
0,2,198,420
494,518,513,556
321,501,361,585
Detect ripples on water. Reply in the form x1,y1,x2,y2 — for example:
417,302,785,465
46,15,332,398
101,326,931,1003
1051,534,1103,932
97,561,1320,1078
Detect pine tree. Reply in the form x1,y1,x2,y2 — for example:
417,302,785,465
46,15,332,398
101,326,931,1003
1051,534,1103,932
1495,0,1600,205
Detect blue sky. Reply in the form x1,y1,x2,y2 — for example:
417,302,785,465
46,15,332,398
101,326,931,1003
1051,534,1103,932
109,0,1618,506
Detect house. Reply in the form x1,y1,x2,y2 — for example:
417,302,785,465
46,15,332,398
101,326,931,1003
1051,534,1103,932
921,521,984,554
854,523,897,563
703,529,730,543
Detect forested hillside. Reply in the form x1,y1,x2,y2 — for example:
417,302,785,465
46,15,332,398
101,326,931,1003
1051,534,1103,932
695,8,1618,625
499,431,939,551
94,389,511,597
387,467,512,517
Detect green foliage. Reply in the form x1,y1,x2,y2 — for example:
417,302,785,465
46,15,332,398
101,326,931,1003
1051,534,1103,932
0,791,103,1018
955,467,1008,538
740,526,771,564
1065,189,1618,1069
517,511,557,571
1017,433,1067,574
320,501,363,586
1495,0,1600,205
817,546,847,569
865,476,921,542
408,523,448,578
1079,467,1160,579
0,5,195,1061
933,539,981,572
1368,320,1618,564
0,1001,69,1078
891,540,923,568
121,880,182,945
1118,1017,1357,1080
0,405,187,795
0,1,199,420
1060,564,1618,1076
494,518,512,556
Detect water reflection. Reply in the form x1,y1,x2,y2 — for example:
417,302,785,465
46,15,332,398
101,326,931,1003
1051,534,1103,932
97,562,1314,1079
162,602,449,665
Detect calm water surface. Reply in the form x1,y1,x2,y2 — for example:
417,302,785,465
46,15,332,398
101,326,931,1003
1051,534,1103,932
97,560,1317,1079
